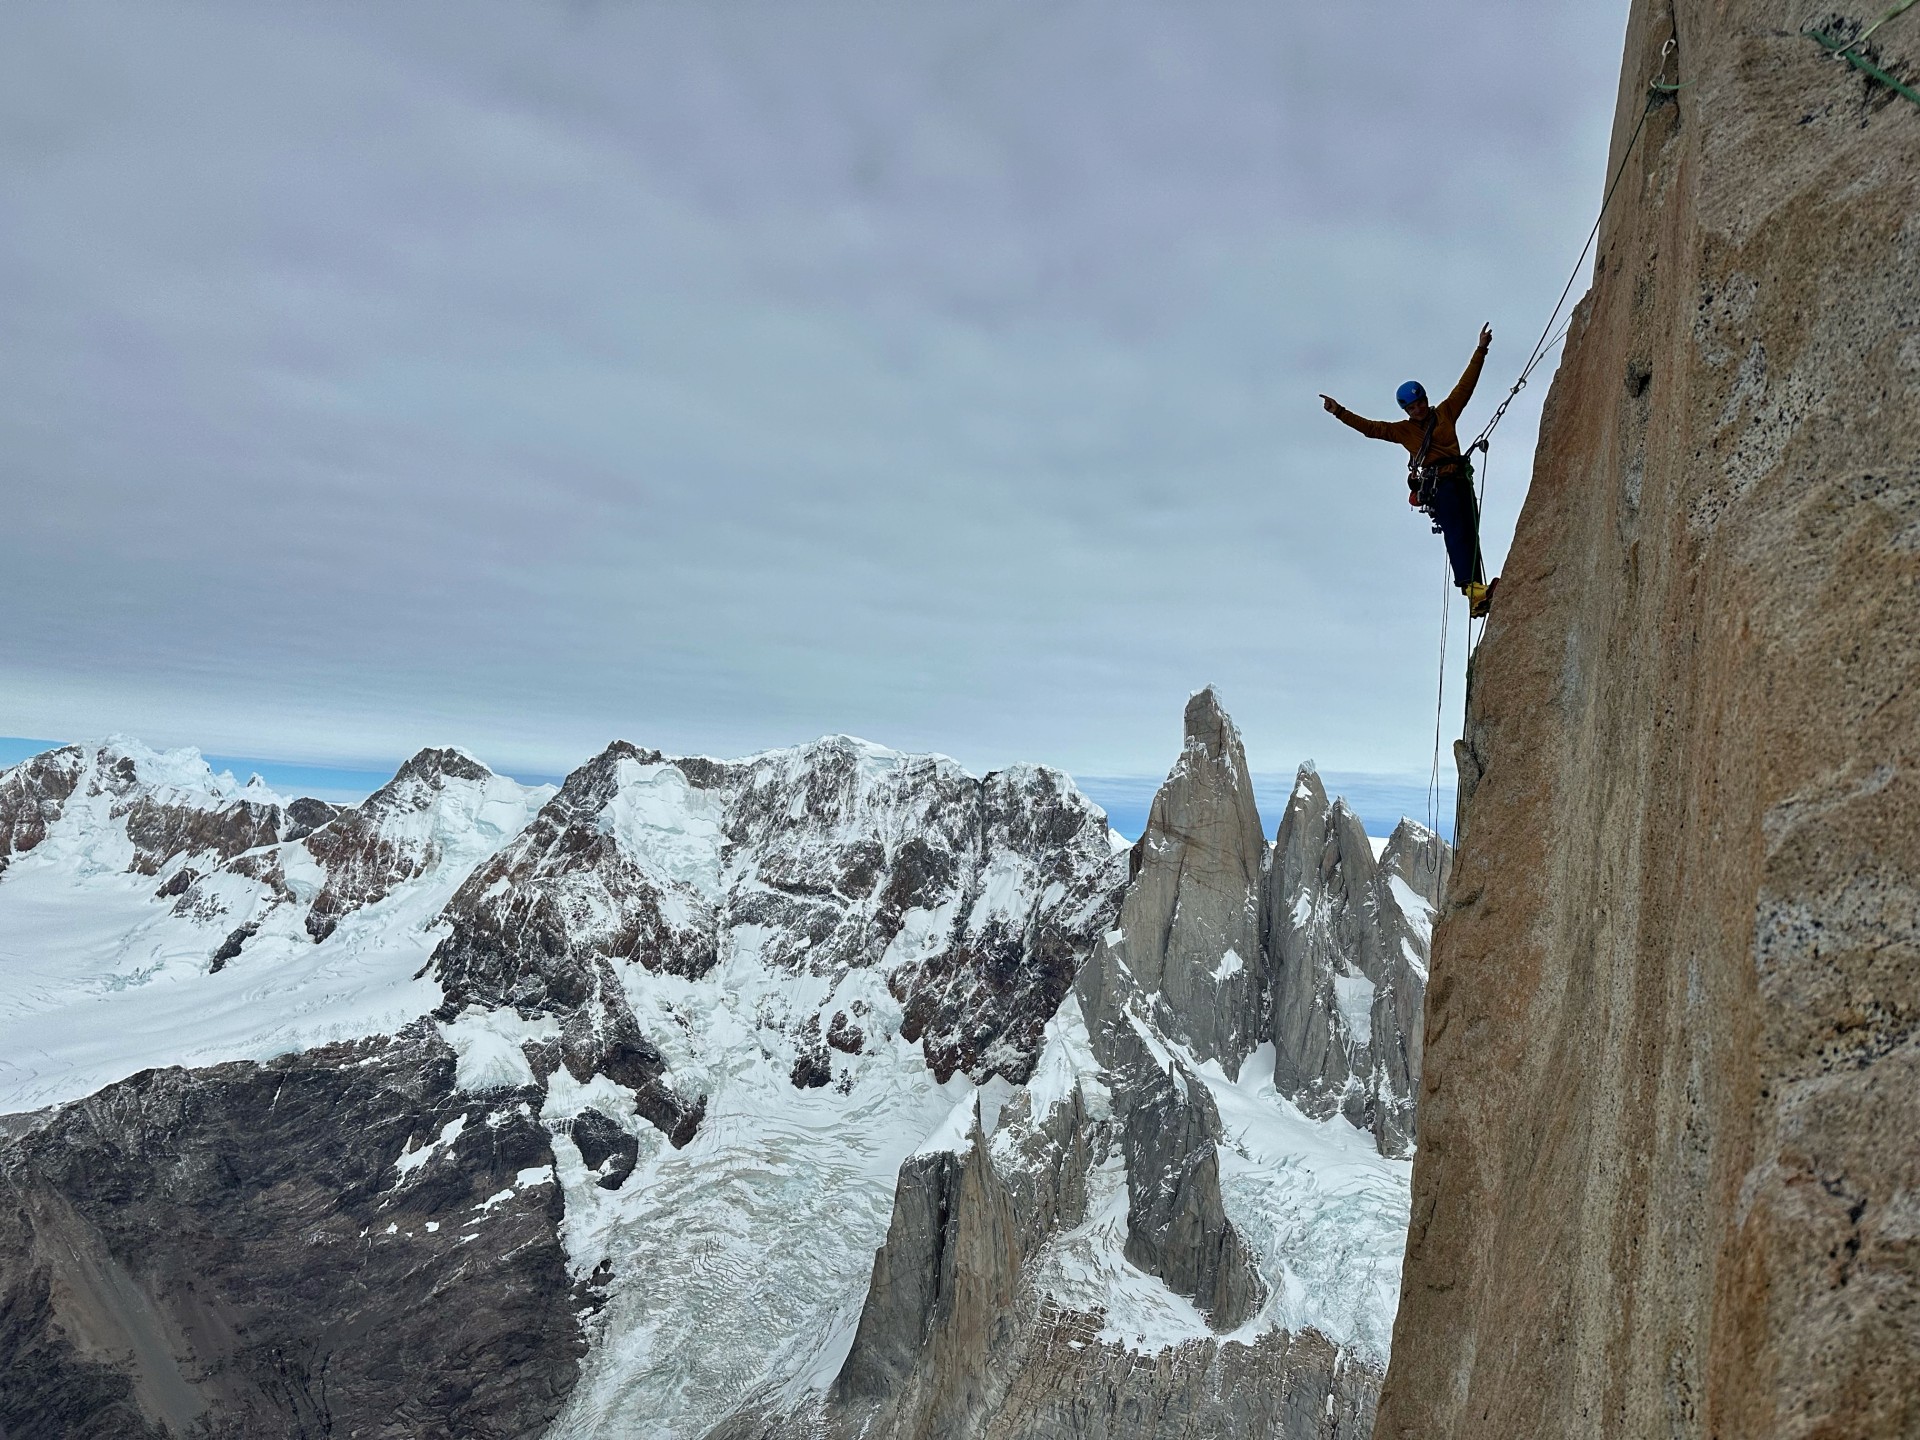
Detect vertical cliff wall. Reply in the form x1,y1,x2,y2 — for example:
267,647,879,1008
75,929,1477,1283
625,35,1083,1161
1376,2,1919,1436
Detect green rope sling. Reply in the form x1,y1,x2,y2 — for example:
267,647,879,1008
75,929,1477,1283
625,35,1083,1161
1808,0,1920,110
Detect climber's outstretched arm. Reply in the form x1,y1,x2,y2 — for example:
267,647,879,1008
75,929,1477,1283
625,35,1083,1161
1320,394,1400,442
1439,324,1493,422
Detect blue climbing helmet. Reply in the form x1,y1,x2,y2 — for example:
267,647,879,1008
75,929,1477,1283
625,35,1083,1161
1396,380,1428,411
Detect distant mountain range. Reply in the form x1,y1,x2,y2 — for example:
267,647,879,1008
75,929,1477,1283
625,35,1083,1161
0,691,1443,1438
0,737,1457,841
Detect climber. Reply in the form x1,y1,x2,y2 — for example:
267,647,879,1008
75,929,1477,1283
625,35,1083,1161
1319,325,1499,618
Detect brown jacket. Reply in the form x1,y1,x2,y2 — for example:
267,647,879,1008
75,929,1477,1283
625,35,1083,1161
1331,341,1488,464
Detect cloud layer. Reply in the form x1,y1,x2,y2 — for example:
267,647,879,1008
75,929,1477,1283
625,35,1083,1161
1,1,1626,782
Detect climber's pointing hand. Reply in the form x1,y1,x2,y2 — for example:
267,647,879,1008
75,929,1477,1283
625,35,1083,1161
1319,394,1339,414
1480,323,1493,349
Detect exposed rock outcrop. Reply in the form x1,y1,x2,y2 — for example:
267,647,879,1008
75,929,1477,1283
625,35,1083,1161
282,796,343,838
1377,3,1920,1435
568,1107,642,1190
0,745,84,876
1118,1062,1264,1330
114,789,289,880
1103,687,1269,1075
1268,771,1377,1119
1363,820,1446,1156
973,1324,1377,1440
433,735,1125,1101
1267,770,1441,1157
0,1026,583,1439
833,1112,1025,1436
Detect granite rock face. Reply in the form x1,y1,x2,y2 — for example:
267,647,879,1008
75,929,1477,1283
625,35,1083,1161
1268,771,1441,1157
1069,692,1269,1329
1105,687,1270,1075
1118,1063,1264,1331
970,1325,1378,1440
1268,771,1376,1119
832,1113,1025,1437
1361,820,1445,1158
1376,2,1920,1435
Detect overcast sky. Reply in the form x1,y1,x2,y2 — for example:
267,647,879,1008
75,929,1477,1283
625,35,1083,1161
1,1,1628,794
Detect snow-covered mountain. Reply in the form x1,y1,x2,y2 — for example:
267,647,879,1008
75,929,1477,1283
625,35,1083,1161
0,738,553,1114
0,701,1443,1439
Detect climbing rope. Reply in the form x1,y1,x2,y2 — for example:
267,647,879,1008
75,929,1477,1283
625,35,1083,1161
1428,548,1452,834
1470,442,1492,654
1424,40,1686,822
1465,39,1683,460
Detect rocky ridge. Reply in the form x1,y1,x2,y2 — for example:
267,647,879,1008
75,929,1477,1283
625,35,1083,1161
1269,771,1444,1158
173,743,546,976
431,734,1118,1110
0,740,322,884
0,1027,582,1440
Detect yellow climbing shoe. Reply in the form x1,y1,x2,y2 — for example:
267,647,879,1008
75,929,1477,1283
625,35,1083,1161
1465,578,1497,619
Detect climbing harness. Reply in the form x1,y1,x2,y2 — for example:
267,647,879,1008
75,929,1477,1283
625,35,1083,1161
1408,411,1438,495
1423,39,1687,829
1408,410,1443,518
1807,0,1920,110
1406,406,1479,539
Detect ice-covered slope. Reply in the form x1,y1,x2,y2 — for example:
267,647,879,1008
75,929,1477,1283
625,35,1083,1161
0,737,319,882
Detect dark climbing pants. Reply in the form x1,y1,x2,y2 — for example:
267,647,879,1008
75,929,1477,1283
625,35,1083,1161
1429,471,1485,588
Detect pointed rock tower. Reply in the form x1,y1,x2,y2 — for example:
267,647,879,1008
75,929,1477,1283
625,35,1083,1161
1081,686,1270,1078
1266,766,1442,1158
